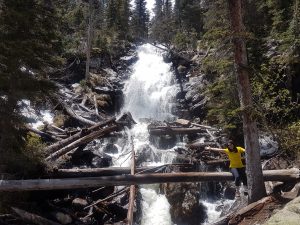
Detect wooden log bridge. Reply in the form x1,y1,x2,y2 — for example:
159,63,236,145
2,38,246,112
0,169,299,192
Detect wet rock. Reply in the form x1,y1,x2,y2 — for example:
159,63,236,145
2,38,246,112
52,212,72,224
117,112,137,128
190,97,208,118
72,198,88,210
163,52,172,63
178,65,188,76
71,149,95,166
149,134,177,150
224,185,236,200
106,203,127,221
103,143,118,154
163,183,207,225
92,155,112,168
136,144,159,166
176,90,187,99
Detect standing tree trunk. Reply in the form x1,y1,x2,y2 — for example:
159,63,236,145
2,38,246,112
227,0,266,203
86,0,95,80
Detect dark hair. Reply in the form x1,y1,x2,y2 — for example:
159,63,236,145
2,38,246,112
227,140,238,152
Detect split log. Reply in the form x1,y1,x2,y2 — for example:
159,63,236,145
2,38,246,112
1,169,299,192
25,125,61,141
45,117,116,154
46,124,119,161
149,127,206,135
12,207,61,225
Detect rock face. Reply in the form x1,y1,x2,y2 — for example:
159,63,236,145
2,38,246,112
264,196,300,225
163,183,207,225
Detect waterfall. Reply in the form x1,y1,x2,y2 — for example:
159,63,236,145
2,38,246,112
114,43,232,224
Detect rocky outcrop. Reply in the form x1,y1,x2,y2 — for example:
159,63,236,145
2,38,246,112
263,196,300,225
162,183,207,225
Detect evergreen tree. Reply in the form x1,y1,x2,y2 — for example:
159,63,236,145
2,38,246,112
0,0,61,175
131,0,149,40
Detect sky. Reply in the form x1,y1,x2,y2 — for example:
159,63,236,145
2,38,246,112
131,0,175,18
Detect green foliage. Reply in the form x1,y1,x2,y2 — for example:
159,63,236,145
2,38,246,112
131,0,149,40
0,0,60,176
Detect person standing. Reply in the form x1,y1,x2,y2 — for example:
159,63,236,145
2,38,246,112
205,140,247,197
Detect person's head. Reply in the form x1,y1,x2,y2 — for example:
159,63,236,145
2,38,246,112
227,140,237,152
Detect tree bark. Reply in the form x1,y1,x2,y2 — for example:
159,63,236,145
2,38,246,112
1,169,298,192
127,141,136,225
227,0,266,202
85,0,95,80
46,125,119,161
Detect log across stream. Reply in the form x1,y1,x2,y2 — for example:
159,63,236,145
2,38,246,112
0,169,299,192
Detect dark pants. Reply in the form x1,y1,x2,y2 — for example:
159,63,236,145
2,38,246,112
230,167,247,186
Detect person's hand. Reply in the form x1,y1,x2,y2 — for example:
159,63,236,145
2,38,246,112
205,146,211,150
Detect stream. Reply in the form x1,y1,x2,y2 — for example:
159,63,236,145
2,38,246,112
112,44,232,224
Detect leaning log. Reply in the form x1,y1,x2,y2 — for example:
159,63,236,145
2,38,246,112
0,169,299,192
45,117,116,154
25,125,61,141
127,141,136,225
46,124,119,161
12,207,61,225
149,127,206,135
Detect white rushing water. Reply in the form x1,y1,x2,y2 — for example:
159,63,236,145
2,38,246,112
119,44,175,225
116,43,231,225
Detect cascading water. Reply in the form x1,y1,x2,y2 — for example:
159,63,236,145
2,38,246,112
117,44,175,225
111,43,231,224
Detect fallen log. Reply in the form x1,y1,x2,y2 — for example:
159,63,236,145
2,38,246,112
60,99,96,125
149,127,206,135
25,125,61,141
51,164,191,177
46,124,119,161
12,207,61,225
45,117,116,154
205,159,230,165
1,169,299,192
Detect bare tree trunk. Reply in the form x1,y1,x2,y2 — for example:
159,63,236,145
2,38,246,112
127,140,136,225
86,0,94,80
227,0,266,202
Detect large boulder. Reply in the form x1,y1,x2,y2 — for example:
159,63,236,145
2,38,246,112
163,183,207,225
263,196,300,225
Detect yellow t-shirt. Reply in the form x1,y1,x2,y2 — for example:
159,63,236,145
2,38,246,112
224,147,245,168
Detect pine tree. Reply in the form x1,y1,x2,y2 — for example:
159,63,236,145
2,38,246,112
0,0,61,174
131,0,149,40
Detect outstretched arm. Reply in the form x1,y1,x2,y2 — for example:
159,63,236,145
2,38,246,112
205,146,226,152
